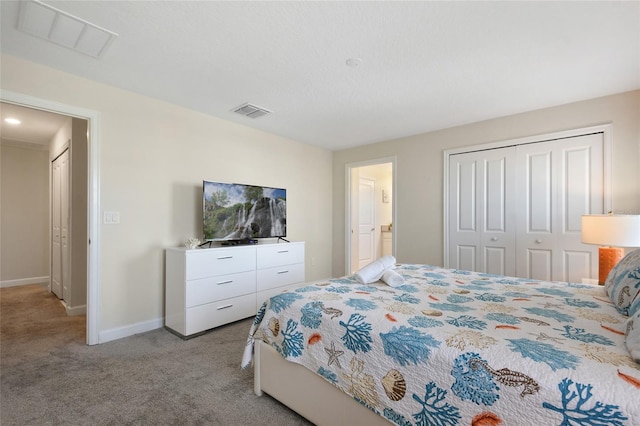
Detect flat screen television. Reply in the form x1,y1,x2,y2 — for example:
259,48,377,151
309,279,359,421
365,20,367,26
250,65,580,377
203,180,286,241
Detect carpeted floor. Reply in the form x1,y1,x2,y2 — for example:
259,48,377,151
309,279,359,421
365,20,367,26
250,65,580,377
0,284,312,425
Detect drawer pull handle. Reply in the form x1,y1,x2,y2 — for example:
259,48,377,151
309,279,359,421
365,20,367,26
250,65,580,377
277,250,289,253
217,280,233,285
277,270,289,274
217,256,233,260
217,304,233,310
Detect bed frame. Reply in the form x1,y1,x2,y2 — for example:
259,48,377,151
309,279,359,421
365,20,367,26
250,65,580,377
254,340,390,425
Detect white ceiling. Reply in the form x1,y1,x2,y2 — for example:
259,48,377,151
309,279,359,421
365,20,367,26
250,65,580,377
1,1,639,151
1,102,68,146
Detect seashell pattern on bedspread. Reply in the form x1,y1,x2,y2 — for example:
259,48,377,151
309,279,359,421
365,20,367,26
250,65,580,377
242,264,640,425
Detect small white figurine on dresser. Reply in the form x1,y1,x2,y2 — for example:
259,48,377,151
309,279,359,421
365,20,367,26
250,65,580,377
183,237,201,249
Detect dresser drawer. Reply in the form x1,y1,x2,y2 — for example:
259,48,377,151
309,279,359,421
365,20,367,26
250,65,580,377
257,262,305,292
186,270,256,308
185,293,256,335
185,247,255,280
257,243,304,269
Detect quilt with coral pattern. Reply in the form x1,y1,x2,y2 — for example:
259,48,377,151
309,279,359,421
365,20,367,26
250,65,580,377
242,264,640,425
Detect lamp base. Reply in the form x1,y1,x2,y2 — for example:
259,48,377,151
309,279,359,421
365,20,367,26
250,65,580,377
598,247,624,285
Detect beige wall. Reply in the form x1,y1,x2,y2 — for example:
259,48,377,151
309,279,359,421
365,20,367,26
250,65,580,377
333,90,640,277
1,54,333,335
50,116,71,158
0,143,50,284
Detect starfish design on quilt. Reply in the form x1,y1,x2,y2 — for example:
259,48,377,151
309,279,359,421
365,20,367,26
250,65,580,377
325,341,344,368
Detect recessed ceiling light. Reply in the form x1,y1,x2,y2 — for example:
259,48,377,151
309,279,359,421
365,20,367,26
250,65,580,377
4,118,21,125
346,58,362,67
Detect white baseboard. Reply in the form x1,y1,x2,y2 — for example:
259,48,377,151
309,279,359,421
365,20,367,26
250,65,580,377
65,303,87,316
0,276,49,288
98,317,164,344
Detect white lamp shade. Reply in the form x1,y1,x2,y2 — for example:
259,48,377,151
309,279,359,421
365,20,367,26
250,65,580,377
581,215,640,247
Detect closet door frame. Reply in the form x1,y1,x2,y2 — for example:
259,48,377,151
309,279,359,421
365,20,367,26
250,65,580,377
443,124,612,272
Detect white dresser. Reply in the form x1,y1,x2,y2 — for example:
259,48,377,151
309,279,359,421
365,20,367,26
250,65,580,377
165,241,305,338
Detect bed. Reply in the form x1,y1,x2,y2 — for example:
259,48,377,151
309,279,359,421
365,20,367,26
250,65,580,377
242,256,640,425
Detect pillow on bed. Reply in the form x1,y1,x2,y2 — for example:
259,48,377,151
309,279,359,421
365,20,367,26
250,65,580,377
625,310,640,363
605,249,640,316
630,291,640,318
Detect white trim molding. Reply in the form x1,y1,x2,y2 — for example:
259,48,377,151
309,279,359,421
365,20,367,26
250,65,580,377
63,302,87,316
0,276,49,288
99,317,164,344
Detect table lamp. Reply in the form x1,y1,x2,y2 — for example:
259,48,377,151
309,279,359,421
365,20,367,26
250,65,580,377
581,214,640,285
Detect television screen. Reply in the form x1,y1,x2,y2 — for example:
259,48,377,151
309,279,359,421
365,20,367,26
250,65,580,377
203,181,286,241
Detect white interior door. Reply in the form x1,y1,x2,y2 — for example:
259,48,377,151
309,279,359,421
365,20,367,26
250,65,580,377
448,152,480,271
358,178,375,269
448,132,602,281
51,153,62,298
448,148,516,275
516,134,603,282
51,149,70,300
60,150,70,300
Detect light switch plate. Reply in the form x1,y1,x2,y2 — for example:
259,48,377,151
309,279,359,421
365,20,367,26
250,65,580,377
103,211,120,224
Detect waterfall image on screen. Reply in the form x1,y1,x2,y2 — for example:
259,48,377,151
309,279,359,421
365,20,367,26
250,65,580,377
203,181,286,240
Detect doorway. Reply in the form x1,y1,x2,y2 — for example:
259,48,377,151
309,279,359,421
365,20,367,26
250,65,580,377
1,91,100,345
346,158,396,275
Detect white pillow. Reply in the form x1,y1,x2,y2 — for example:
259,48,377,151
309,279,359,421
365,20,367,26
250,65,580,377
354,255,396,284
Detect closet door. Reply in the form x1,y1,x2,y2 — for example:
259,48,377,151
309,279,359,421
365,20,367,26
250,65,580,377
447,132,603,281
51,153,62,298
448,147,516,275
51,149,70,300
515,134,603,282
60,151,70,300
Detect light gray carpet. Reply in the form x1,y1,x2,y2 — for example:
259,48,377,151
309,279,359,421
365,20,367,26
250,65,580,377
0,284,312,425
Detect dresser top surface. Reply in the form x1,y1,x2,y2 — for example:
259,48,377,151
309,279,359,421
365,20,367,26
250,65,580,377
166,241,304,252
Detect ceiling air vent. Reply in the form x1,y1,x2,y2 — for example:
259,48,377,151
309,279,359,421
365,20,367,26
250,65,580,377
232,103,272,119
18,0,118,59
